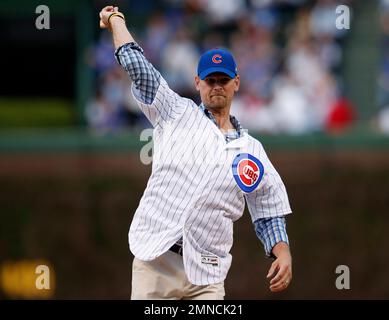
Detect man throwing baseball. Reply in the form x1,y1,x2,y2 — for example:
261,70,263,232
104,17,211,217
99,6,293,300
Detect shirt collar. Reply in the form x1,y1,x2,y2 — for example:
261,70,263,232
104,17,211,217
199,103,243,137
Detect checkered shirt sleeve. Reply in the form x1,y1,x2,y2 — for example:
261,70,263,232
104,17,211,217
114,42,161,105
254,216,289,258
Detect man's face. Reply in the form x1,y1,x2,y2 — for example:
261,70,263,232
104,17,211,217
195,72,240,110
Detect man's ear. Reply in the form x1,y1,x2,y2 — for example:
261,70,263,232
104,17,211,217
195,76,201,91
234,75,240,92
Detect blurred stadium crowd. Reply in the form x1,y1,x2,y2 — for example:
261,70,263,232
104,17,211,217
86,0,359,135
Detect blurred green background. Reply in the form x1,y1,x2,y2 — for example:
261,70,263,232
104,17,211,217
1,0,389,299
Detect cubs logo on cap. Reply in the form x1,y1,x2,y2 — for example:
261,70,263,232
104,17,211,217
212,54,222,64
232,153,264,193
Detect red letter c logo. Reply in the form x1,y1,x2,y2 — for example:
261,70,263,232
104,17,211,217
212,54,222,64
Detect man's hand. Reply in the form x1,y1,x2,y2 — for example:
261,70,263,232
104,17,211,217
266,242,292,292
98,6,133,48
99,6,122,30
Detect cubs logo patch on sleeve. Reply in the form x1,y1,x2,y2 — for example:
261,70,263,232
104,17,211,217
231,153,264,193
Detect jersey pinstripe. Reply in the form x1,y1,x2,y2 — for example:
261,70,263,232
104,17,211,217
129,78,292,285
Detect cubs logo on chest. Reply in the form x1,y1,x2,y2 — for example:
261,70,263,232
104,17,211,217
231,153,264,193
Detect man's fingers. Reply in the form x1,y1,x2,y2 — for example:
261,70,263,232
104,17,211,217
114,7,119,12
270,275,286,287
271,275,292,293
269,265,286,285
266,261,278,278
270,275,291,292
99,5,117,29
101,6,114,16
103,5,114,12
272,268,292,286
270,282,287,292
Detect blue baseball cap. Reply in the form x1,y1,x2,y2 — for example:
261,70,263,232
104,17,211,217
197,48,238,80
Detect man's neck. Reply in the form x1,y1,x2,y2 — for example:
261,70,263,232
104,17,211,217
204,104,234,132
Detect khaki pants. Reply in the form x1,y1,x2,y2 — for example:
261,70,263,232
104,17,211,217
131,250,225,300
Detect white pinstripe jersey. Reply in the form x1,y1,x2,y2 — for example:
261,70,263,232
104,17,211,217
129,78,292,285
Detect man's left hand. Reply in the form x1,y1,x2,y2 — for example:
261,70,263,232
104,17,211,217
266,242,292,292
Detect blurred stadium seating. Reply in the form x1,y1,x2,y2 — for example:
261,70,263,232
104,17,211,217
0,0,387,148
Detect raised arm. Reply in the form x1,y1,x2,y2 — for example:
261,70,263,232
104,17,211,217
99,6,134,49
98,6,185,127
99,5,161,106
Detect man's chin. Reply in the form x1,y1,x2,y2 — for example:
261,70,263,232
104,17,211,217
208,97,227,109
208,103,226,110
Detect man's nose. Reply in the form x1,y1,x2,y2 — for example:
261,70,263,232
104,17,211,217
215,79,227,87
213,80,225,88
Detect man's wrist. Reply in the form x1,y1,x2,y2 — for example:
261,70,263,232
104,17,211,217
271,241,290,258
108,13,125,31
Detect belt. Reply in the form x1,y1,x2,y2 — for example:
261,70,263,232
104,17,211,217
169,244,183,256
